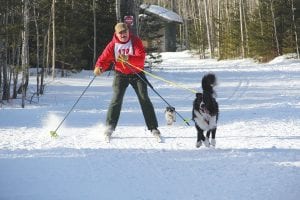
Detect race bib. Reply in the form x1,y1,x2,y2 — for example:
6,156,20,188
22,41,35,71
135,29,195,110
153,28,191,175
114,40,133,60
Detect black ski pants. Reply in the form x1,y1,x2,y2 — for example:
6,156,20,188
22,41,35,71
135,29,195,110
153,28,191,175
106,71,158,130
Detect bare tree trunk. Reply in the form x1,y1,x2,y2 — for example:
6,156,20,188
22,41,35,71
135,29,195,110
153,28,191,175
2,11,10,101
257,0,264,36
177,1,183,49
33,2,40,96
116,0,121,22
224,0,230,57
291,0,299,58
270,0,280,56
93,0,97,65
171,0,175,11
208,0,215,55
61,0,67,77
243,0,249,56
204,0,212,58
179,0,189,50
52,0,56,79
239,0,245,58
196,0,205,58
191,0,200,55
40,31,48,95
0,40,3,106
184,19,189,48
21,0,30,108
134,0,140,36
46,18,51,75
12,44,20,99
217,0,220,58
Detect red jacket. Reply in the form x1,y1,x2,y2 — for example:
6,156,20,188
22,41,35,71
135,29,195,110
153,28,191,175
95,33,145,74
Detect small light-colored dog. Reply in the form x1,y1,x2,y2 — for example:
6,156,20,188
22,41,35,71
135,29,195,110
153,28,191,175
165,106,176,125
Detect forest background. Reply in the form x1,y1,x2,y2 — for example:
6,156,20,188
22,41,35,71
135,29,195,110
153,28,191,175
0,0,299,107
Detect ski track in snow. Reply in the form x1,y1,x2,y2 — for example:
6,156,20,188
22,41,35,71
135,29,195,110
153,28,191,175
1,51,300,200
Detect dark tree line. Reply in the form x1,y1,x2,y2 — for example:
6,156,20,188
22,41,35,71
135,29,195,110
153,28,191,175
1,0,300,107
143,0,300,61
0,0,115,107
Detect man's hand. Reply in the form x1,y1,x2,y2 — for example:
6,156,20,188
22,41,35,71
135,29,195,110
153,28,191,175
94,67,102,76
117,54,128,62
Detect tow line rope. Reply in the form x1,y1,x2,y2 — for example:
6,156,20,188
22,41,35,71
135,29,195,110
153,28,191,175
119,58,198,94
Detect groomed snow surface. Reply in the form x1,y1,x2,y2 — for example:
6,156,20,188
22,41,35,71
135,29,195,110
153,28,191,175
1,51,300,200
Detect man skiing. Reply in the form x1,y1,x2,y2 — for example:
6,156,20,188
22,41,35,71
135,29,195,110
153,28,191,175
94,22,162,142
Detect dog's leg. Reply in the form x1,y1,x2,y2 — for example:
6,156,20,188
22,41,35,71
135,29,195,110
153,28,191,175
195,125,205,148
206,130,211,138
196,126,205,141
202,130,210,148
211,128,216,139
211,128,217,147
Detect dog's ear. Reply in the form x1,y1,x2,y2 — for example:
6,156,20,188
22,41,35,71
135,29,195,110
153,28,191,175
166,106,175,112
208,73,217,86
196,93,202,99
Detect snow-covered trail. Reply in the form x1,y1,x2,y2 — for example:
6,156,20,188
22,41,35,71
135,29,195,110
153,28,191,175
1,148,299,200
1,51,300,200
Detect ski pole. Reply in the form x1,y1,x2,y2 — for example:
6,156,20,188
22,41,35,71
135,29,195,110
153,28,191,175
50,75,97,138
122,62,190,126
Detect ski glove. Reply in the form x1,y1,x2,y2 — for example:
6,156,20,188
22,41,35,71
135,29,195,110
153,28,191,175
94,67,102,76
117,54,128,62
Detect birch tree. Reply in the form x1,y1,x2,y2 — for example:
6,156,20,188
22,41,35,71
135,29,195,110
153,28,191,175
270,0,280,56
33,2,40,96
240,0,245,58
204,0,212,58
116,0,121,22
217,0,221,58
21,0,29,108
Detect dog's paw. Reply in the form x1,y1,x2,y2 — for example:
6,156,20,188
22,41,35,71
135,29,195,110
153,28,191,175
204,137,210,147
196,141,202,148
210,139,216,147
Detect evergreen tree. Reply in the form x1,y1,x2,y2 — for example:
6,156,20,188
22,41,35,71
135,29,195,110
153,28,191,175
247,1,275,61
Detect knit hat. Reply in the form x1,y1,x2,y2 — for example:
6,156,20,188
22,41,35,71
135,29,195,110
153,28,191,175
115,23,129,33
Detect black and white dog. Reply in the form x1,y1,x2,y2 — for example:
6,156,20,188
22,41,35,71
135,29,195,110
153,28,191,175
192,73,219,148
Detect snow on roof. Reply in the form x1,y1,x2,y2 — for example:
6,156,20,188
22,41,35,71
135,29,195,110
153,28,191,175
140,4,183,23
